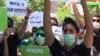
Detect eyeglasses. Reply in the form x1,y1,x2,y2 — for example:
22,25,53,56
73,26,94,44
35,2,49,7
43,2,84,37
36,33,45,37
93,19,100,22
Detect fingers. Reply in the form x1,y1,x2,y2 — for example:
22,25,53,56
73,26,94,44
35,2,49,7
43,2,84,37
64,0,78,9
26,7,33,17
3,28,13,39
63,2,71,9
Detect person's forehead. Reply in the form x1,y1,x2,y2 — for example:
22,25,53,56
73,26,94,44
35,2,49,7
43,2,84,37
51,19,57,23
93,17,100,20
63,24,75,30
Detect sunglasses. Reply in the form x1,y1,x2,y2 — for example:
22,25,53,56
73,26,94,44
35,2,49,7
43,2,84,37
36,33,45,37
93,19,100,22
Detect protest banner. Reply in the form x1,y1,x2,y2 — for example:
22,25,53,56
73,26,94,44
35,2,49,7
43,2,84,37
21,46,50,56
27,11,43,32
6,0,28,16
52,26,62,41
50,0,66,2
0,0,7,34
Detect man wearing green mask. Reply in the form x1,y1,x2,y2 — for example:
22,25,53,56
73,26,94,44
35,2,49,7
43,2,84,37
43,0,93,56
32,27,45,46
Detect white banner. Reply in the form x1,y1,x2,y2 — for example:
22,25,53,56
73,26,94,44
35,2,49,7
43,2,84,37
50,0,66,2
27,11,43,32
6,0,28,16
52,26,62,41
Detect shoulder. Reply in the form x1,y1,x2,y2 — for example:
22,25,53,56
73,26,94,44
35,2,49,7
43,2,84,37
8,33,20,41
77,44,91,56
49,38,63,48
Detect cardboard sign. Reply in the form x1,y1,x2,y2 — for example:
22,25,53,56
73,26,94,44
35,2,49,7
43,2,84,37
52,26,62,41
0,0,7,34
6,0,28,16
21,46,50,56
27,11,43,32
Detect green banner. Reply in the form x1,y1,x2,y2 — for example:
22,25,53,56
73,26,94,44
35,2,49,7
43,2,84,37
87,2,100,5
21,46,50,56
0,0,7,34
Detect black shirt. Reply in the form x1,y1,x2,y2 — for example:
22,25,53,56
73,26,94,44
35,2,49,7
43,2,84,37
93,35,100,53
0,43,3,56
7,33,21,56
49,38,91,56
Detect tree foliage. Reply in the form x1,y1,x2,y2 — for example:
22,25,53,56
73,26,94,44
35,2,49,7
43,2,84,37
0,0,5,7
28,0,44,11
56,2,73,23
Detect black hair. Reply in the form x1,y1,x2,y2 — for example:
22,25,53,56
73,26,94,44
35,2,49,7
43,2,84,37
93,13,100,18
31,27,45,36
51,17,58,26
62,17,79,33
7,17,14,28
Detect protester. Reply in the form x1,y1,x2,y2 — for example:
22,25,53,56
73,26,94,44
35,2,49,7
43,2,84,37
92,13,100,56
1,7,32,56
3,28,12,56
43,0,93,56
51,17,58,26
66,0,100,56
32,27,46,46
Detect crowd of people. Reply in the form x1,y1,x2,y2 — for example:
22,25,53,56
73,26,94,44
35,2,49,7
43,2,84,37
0,0,100,56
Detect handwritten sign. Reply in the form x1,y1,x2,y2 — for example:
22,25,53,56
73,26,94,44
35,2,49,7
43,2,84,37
6,0,28,16
52,26,62,41
27,11,43,32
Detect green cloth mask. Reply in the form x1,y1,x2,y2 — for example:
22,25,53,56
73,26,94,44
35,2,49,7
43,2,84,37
35,35,45,46
62,34,76,47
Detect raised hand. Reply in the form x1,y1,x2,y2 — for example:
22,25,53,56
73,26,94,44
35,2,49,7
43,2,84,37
26,7,33,18
64,0,79,9
3,28,13,39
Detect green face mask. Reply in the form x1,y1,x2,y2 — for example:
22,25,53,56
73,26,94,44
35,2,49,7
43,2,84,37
35,35,45,46
62,34,76,47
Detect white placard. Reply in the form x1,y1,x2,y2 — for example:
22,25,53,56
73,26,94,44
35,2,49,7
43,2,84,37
6,0,28,16
52,26,62,41
71,4,83,15
50,0,67,2
27,11,43,32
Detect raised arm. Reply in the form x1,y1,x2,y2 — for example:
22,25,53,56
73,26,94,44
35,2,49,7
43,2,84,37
71,1,85,28
3,28,13,56
18,8,32,39
64,0,85,28
44,0,54,46
81,0,93,48
3,35,9,56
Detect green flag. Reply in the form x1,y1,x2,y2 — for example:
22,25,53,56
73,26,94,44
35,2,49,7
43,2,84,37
21,46,50,56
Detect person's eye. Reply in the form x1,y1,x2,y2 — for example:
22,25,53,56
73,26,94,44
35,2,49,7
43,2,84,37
70,30,75,34
97,20,100,22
